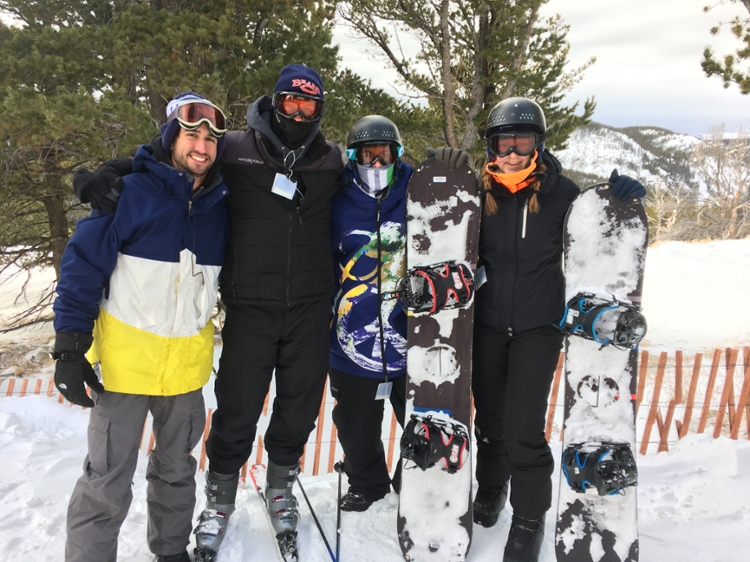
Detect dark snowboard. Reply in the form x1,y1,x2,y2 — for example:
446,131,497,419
555,184,648,562
397,158,481,562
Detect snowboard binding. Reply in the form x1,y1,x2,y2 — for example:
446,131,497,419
400,414,469,474
562,442,638,496
392,261,474,315
559,292,647,349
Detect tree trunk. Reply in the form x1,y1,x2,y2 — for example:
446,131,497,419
43,192,72,280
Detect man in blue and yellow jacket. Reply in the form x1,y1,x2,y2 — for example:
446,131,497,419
52,92,229,562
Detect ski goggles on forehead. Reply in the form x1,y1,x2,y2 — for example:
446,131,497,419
274,92,325,122
169,100,228,137
488,133,539,157
346,142,404,166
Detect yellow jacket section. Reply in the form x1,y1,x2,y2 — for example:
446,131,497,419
89,308,214,396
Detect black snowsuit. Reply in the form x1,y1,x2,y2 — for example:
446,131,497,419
205,97,342,473
472,151,579,520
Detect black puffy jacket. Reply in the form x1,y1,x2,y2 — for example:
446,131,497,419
475,151,580,335
219,97,343,306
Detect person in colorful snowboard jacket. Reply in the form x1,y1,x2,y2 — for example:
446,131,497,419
52,92,230,562
469,97,646,562
329,115,412,511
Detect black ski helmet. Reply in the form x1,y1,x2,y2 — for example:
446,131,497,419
485,97,546,140
347,115,403,149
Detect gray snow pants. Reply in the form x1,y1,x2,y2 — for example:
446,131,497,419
64,389,205,562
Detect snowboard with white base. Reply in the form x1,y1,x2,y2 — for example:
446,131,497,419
397,157,481,562
555,184,647,562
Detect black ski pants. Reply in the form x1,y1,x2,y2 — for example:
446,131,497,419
206,299,330,474
472,324,563,520
329,367,406,497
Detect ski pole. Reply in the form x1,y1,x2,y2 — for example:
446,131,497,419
334,461,345,562
295,475,336,562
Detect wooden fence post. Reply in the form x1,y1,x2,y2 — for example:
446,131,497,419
697,349,722,434
545,352,564,443
640,352,667,455
677,352,703,438
327,401,339,474
659,350,682,452
714,348,739,438
636,350,649,416
729,347,750,440
311,380,327,476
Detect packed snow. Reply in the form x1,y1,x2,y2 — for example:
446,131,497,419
1,239,749,562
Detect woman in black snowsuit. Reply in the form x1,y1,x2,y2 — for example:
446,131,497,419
470,97,645,562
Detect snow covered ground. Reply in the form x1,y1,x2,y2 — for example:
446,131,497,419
1,239,749,562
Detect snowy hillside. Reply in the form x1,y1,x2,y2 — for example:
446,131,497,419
555,123,702,190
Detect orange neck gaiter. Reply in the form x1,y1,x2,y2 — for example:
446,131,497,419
485,152,538,194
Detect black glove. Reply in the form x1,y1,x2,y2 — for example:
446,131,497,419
429,147,469,170
609,169,646,200
73,157,134,214
53,332,104,408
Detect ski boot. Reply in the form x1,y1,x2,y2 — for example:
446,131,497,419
193,471,239,562
503,514,545,562
265,460,301,561
473,481,509,528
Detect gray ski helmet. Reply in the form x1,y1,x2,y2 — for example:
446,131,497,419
485,97,546,140
347,115,403,149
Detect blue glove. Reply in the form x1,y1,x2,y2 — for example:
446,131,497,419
609,169,646,200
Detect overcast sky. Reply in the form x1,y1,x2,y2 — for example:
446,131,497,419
333,0,750,137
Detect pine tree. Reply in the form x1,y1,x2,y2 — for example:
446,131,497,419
337,0,596,155
0,0,391,327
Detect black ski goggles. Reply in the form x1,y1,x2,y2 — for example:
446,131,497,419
274,92,325,122
168,100,228,137
488,133,540,158
348,142,403,166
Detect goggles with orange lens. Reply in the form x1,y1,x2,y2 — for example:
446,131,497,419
274,92,325,122
168,100,228,137
488,133,539,158
350,142,402,166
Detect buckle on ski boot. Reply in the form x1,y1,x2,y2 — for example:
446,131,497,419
562,442,638,496
400,414,469,474
393,261,474,315
559,292,647,349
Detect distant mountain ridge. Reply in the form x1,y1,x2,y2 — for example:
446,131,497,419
554,123,702,190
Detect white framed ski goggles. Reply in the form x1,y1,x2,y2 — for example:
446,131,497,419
488,133,539,158
168,100,228,137
346,142,405,166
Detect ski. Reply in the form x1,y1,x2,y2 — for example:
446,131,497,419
249,464,298,562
